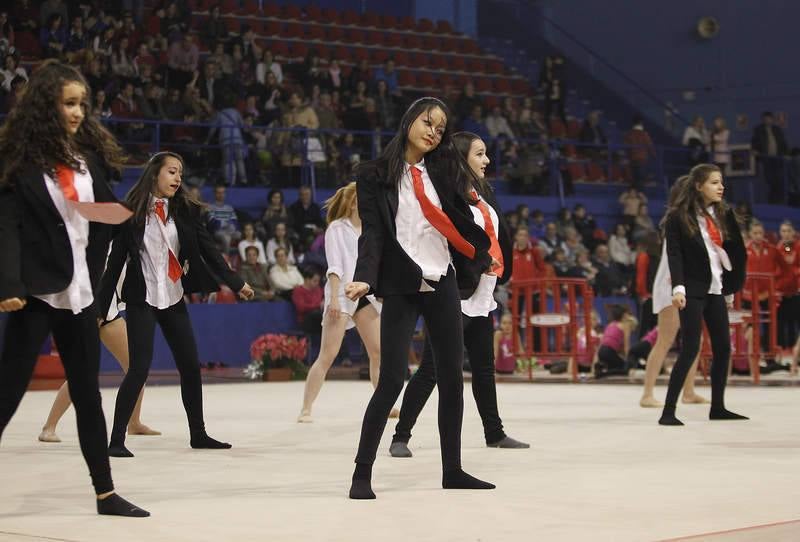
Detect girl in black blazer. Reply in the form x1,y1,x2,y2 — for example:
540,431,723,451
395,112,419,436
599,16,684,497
659,164,747,426
0,60,147,516
98,151,254,457
390,132,529,457
345,98,494,499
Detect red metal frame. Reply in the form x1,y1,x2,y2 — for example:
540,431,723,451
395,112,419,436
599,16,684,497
510,277,594,382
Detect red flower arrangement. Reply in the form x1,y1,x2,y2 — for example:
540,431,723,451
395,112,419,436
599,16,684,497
247,333,308,380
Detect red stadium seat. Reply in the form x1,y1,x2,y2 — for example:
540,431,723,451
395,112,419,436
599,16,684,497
238,1,259,16
326,26,344,41
456,39,479,54
221,0,237,13
436,20,454,34
397,16,415,30
307,24,325,41
262,20,281,36
550,118,567,138
610,165,626,182
223,16,238,33
361,11,380,27
352,47,369,62
305,5,323,21
483,95,500,110
511,78,530,94
417,18,434,32
314,44,330,59
262,3,280,17
213,287,238,304
486,60,505,75
587,162,607,182
269,41,290,58
282,4,302,19
420,35,440,51
567,119,582,139
385,32,403,48
474,77,492,93
348,28,365,43
393,50,410,66
15,31,40,57
439,74,455,88
450,56,466,71
334,45,352,63
365,30,385,46
494,78,512,94
398,70,416,87
440,37,458,53
371,49,390,64
289,41,308,59
322,8,341,24
467,57,486,73
380,15,397,29
428,54,446,70
342,10,360,25
567,163,587,182
282,22,303,39
409,51,430,68
563,144,578,159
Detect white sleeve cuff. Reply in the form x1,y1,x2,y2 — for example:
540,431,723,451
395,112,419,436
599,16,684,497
725,294,734,305
672,285,686,296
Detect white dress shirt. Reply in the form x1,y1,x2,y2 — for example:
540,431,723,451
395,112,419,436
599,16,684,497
35,162,95,314
323,218,381,329
142,197,184,309
394,160,451,291
461,195,499,317
672,207,729,298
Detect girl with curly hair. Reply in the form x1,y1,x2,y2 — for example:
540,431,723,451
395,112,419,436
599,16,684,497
0,59,148,516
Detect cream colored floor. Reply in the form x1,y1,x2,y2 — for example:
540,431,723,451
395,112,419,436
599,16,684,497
1,381,799,542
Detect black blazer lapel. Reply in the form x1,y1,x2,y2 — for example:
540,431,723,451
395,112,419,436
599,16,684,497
384,185,398,234
20,168,61,221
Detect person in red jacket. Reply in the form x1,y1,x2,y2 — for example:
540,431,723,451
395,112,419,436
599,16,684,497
744,220,791,371
292,268,324,331
777,220,800,352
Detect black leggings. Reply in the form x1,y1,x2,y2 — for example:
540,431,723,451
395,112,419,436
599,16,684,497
597,345,628,375
626,339,653,367
393,314,505,446
355,267,465,472
0,298,113,494
110,299,206,446
665,294,730,410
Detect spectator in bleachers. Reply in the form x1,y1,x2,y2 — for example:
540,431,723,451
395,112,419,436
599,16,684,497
202,4,228,45
266,222,296,266
315,92,341,132
538,222,566,258
292,268,324,332
134,41,157,74
300,52,330,93
160,1,189,42
137,83,166,120
257,49,282,85
512,227,547,283
486,105,516,141
572,204,597,248
751,111,789,204
538,54,564,91
92,25,115,64
83,57,109,95
0,10,14,47
0,53,26,91
10,1,37,35
778,220,800,349
92,88,111,119
592,243,627,296
167,33,198,89
374,79,396,130
529,209,546,240
455,82,482,125
110,36,136,80
207,91,248,185
39,0,67,28
502,97,519,127
328,58,342,91
609,223,635,267
207,185,242,249
682,116,709,166
372,58,399,96
572,249,598,284
347,58,371,92
208,40,233,76
197,59,224,110
0,73,25,113
111,80,141,118
711,116,730,170
259,70,284,125
118,10,141,48
270,246,304,297
64,14,89,63
40,13,66,59
550,246,571,276
623,115,654,189
345,79,369,129
289,185,324,235
515,204,530,227
238,222,267,264
543,77,566,125
232,24,261,62
239,246,274,301
579,110,606,156
161,86,186,119
562,227,586,264
460,105,490,143
262,188,290,236
618,186,647,231
516,98,547,140
279,89,320,169
555,207,574,237
632,202,656,242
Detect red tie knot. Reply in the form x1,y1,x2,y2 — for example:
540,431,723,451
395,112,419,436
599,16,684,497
154,199,167,224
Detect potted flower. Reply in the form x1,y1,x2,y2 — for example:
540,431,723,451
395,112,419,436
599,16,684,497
245,333,309,382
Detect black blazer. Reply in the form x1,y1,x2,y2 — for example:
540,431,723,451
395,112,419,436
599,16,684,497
0,154,117,300
352,161,491,298
665,208,746,298
97,204,244,315
751,124,788,157
456,187,513,299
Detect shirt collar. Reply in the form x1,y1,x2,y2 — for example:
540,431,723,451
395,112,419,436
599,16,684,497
150,195,169,211
406,158,426,173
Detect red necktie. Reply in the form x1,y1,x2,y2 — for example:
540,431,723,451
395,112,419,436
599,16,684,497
705,215,723,247
410,166,475,259
55,165,78,202
154,200,183,283
471,190,504,276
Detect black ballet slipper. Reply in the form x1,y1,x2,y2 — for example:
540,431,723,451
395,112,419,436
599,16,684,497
389,441,413,458
709,408,749,421
108,443,135,458
487,436,530,449
442,469,495,490
97,493,150,517
190,433,232,449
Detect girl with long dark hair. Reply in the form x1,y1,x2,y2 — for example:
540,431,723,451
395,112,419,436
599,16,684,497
98,151,254,457
345,98,494,499
0,59,148,516
390,132,528,457
658,164,747,425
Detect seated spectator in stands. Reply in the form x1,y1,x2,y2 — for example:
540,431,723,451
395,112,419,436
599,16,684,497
137,83,166,120
207,185,242,249
592,244,627,296
161,86,186,120
486,106,516,141
167,33,199,90
255,48,282,84
623,115,655,189
550,247,572,276
711,116,730,171
596,304,637,378
111,36,136,80
92,89,112,119
292,268,324,332
64,15,90,64
300,52,330,93
208,40,234,76
259,70,283,125
40,13,67,59
571,249,598,283
289,185,323,235
516,100,547,140
238,222,267,264
134,40,159,73
347,58,371,92
555,207,574,237
280,90,320,168
119,10,141,47
0,11,13,49
618,186,647,231
324,58,341,91
40,0,68,27
529,209,546,240
83,57,109,97
262,189,290,236
562,227,586,264
572,204,597,248
207,92,248,185
538,222,566,258
161,1,189,41
344,80,369,129
93,25,115,64
266,222,296,266
112,82,147,139
456,81,482,124
631,203,656,242
374,79,397,130
315,92,341,132
682,116,709,166
460,105,490,142
1,54,26,92
232,23,261,62
10,1,36,35
372,58,399,96
0,74,25,114
544,77,566,124
270,247,304,297
579,110,607,148
609,224,635,266
197,59,224,110
239,246,274,301
202,4,228,45
505,212,520,233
